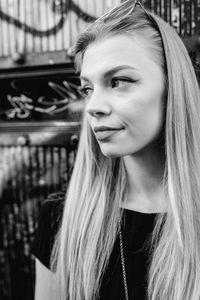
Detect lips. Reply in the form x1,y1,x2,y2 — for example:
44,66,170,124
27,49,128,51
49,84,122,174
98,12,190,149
93,126,124,141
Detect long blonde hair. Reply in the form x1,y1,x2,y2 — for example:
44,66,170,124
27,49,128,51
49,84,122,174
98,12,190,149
51,1,200,299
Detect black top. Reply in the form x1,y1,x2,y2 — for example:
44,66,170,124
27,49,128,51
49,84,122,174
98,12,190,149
32,195,157,300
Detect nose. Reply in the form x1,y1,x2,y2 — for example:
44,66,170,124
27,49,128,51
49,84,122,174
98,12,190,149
86,89,111,118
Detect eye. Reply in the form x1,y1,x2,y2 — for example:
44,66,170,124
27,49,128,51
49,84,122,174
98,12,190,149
79,86,93,98
111,77,135,89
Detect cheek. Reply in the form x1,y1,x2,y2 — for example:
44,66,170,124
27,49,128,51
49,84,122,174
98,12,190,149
121,92,165,134
143,101,165,138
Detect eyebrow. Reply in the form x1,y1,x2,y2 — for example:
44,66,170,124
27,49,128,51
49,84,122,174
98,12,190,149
80,65,139,82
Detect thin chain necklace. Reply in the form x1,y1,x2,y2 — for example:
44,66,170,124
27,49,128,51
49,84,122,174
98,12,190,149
119,229,129,300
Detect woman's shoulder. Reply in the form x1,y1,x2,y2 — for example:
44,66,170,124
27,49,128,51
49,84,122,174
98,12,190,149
37,191,65,234
31,191,65,269
42,191,65,223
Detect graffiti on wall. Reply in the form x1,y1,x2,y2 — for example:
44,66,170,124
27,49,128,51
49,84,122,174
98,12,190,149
0,0,121,55
0,0,96,37
0,76,84,121
0,0,199,57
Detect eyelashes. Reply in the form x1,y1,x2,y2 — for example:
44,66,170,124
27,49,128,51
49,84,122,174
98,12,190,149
80,77,137,98
79,86,93,98
111,77,137,88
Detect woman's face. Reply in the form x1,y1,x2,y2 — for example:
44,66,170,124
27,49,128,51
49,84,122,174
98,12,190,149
80,34,166,157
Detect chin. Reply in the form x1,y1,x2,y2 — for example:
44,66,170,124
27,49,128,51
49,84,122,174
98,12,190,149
99,143,147,158
100,147,127,158
102,152,121,158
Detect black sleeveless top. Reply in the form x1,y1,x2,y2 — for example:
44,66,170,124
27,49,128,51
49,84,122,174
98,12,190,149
31,195,157,300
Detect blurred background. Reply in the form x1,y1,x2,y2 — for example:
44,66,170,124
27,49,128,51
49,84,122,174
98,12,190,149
0,0,199,299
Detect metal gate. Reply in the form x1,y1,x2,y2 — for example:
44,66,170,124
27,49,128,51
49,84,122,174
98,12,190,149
0,61,81,300
0,122,79,300
145,0,200,36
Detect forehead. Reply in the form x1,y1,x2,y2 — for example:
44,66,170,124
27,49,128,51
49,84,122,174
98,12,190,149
80,35,163,80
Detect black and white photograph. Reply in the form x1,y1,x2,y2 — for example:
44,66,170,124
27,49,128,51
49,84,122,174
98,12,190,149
0,1,200,299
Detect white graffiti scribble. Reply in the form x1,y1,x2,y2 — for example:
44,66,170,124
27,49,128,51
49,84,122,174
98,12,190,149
4,81,82,120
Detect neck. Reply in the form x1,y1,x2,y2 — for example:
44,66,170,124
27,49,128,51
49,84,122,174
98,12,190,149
122,141,167,213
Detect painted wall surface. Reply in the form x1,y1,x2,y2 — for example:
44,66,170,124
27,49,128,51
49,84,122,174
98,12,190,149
0,0,199,58
0,0,121,56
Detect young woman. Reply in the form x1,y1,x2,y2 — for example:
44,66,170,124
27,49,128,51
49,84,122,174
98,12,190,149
32,1,200,299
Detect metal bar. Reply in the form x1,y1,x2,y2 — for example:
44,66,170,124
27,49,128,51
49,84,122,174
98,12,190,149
23,211,35,298
39,0,44,52
60,147,65,186
37,0,42,52
53,0,57,51
21,146,28,205
184,0,187,35
13,146,28,286
8,0,14,54
39,146,45,197
69,0,73,48
58,146,62,188
154,0,158,15
169,0,172,26
41,0,47,52
18,146,25,204
18,0,24,54
7,0,11,55
179,0,182,36
0,0,3,56
164,0,168,22
61,0,64,50
4,0,10,55
33,0,38,52
65,146,69,183
10,146,17,203
31,0,35,52
50,146,55,192
35,146,41,199
189,0,192,35
74,0,80,44
23,0,27,54
45,146,49,194
23,146,29,198
185,0,189,35
44,146,49,196
13,0,18,54
191,0,195,35
10,146,17,204
194,0,198,34
0,146,5,200
45,0,50,51
14,146,22,206
1,1,7,56
32,146,38,199
198,0,200,34
53,146,59,190
157,0,161,17
28,146,34,194
42,145,47,197
2,206,13,300
48,0,53,51
26,0,32,53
